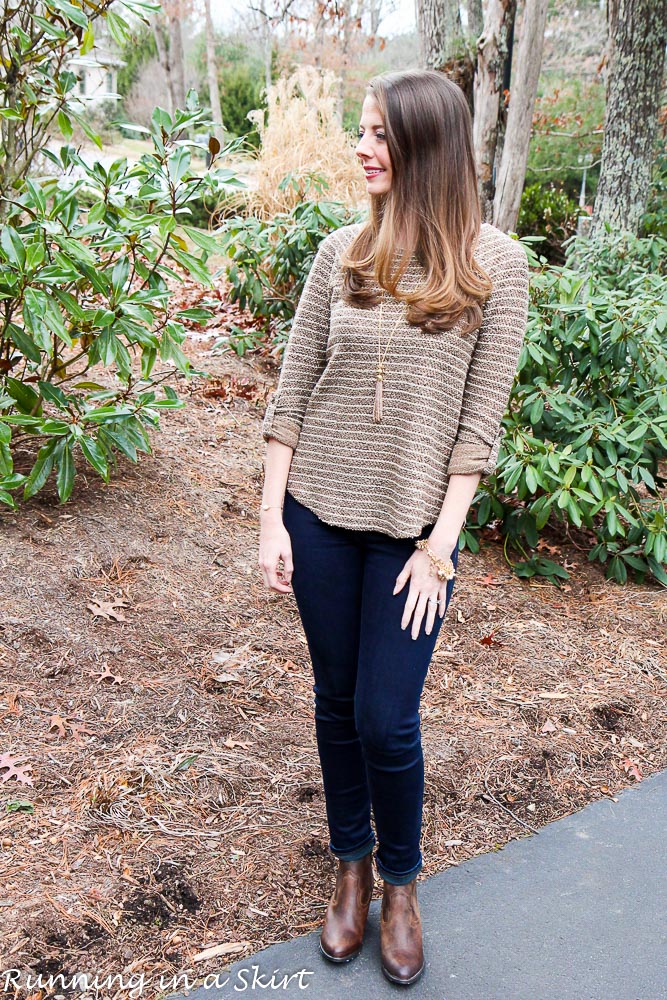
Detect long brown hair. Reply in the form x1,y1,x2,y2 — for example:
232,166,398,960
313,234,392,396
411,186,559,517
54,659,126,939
340,69,492,335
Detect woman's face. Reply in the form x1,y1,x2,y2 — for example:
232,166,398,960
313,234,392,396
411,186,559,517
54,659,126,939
355,94,393,194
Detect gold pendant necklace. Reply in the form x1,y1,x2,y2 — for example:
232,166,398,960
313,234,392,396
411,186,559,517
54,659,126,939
373,291,406,423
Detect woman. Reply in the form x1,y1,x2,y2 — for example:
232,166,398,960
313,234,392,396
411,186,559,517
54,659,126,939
258,68,529,986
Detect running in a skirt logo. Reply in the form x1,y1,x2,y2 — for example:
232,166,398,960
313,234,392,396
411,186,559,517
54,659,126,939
0,965,315,995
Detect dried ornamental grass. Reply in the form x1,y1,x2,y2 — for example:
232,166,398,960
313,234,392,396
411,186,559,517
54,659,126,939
247,65,367,217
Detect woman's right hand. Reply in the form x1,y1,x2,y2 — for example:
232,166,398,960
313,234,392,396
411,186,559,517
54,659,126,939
258,513,294,593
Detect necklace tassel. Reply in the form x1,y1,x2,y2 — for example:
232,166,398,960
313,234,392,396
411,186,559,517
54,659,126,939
373,362,384,423
373,376,383,423
373,295,404,423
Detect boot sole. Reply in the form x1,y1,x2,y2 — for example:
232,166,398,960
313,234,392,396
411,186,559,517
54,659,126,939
319,939,362,963
381,960,425,985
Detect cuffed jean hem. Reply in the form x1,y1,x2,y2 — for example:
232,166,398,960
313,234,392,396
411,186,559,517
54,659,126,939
329,832,376,862
375,853,423,885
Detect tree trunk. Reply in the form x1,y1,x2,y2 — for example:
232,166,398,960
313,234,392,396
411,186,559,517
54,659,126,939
490,5,516,184
257,0,273,96
152,4,187,116
493,0,549,233
590,0,667,239
416,0,478,109
204,0,224,143
416,0,463,70
168,8,186,113
152,14,177,115
472,0,516,222
466,0,483,40
335,0,353,124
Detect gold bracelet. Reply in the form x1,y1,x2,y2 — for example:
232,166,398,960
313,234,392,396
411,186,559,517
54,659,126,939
415,538,456,581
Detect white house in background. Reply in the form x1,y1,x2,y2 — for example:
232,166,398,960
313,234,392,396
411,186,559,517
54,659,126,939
69,45,125,106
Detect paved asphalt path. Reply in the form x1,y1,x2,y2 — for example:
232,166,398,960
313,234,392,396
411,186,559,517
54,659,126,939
169,768,667,1000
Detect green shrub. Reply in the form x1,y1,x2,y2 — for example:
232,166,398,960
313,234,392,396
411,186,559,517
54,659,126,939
0,95,246,509
192,33,265,148
216,174,361,353
0,1,255,510
467,234,667,587
517,182,580,264
220,64,263,147
0,108,248,507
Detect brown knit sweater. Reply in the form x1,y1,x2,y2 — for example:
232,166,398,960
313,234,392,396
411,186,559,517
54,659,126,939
262,221,530,538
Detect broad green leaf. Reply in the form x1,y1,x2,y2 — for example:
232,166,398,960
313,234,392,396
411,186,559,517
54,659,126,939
5,376,42,414
1,227,26,268
23,439,58,497
176,307,215,323
80,21,94,55
105,7,131,46
563,464,577,487
6,323,42,364
67,110,102,150
87,201,107,224
38,382,70,408
0,473,24,488
55,441,75,502
46,0,88,28
24,179,46,217
29,14,68,38
57,110,73,141
181,227,222,255
167,146,191,184
40,419,70,434
79,435,109,479
525,465,538,494
99,426,137,461
646,556,667,587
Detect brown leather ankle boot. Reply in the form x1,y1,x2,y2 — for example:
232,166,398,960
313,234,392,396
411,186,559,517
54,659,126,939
379,876,425,984
319,851,374,962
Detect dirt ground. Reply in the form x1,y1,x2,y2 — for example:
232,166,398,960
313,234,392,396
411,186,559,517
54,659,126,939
1,286,666,999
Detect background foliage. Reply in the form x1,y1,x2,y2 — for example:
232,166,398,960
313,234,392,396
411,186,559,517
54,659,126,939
0,0,245,509
192,35,266,147
517,182,580,264
467,233,667,586
217,174,360,353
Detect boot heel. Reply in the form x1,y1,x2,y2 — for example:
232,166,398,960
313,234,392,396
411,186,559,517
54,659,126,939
319,851,374,963
379,876,425,985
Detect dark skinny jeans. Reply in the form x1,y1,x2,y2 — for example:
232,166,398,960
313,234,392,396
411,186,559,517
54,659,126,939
282,488,459,885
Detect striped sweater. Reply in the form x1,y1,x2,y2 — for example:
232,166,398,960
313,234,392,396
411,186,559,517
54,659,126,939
262,221,530,538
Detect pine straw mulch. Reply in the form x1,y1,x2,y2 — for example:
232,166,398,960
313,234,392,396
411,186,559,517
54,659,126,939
1,297,666,999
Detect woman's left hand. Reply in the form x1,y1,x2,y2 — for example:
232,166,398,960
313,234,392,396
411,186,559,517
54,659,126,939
393,549,451,640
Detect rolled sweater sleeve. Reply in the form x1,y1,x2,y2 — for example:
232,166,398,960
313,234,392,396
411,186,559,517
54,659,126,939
261,232,339,451
446,239,529,478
